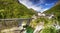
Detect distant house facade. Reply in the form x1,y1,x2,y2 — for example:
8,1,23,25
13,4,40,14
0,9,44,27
32,12,55,19
45,14,55,19
38,12,45,17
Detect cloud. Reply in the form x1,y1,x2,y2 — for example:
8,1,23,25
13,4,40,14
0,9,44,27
45,3,54,6
19,0,33,8
19,0,53,12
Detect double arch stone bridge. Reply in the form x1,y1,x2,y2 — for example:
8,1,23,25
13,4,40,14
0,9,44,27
0,18,33,27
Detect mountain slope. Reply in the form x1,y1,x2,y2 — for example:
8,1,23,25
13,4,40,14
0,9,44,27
44,1,60,23
0,0,36,19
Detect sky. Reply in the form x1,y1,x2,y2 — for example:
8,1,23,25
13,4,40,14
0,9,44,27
19,0,58,12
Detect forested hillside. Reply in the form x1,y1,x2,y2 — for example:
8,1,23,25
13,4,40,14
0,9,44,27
0,0,36,19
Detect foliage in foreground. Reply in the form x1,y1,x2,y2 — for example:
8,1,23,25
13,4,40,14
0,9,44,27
25,26,34,33
40,26,57,33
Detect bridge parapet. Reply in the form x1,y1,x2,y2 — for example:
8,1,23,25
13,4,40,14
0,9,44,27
0,18,33,26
